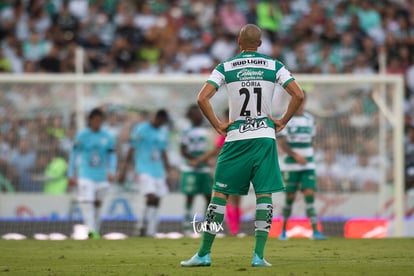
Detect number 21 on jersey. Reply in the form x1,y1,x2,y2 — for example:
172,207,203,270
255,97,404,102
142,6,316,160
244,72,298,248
239,86,262,116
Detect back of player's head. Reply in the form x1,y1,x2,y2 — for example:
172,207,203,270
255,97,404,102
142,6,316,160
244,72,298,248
88,108,105,121
239,24,262,49
88,108,105,131
186,104,203,125
186,104,200,118
152,109,170,128
155,109,169,121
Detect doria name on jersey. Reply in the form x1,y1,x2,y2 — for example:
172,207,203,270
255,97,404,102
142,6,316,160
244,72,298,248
207,52,294,142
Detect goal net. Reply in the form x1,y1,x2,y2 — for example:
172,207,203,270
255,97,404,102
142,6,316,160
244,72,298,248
0,74,406,239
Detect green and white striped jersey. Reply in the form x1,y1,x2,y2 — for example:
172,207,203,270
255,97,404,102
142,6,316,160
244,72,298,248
278,112,316,171
207,51,295,142
180,126,210,173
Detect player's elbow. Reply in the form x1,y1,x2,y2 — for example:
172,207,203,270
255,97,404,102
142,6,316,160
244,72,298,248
295,90,305,102
286,81,305,103
197,83,216,107
197,93,208,107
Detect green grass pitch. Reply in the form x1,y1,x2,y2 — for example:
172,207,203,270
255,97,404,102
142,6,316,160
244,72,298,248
1,237,413,275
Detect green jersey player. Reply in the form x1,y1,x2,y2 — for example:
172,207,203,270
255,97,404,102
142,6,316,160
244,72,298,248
181,24,304,268
277,93,327,240
180,104,212,235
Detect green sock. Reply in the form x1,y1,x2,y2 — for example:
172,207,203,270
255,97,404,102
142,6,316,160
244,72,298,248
197,197,227,257
254,196,273,259
282,197,294,231
305,195,317,232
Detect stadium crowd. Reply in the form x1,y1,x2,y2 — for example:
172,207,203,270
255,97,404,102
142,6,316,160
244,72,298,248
0,0,413,193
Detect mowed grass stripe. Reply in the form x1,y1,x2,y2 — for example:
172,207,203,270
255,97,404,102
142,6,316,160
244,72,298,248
0,237,413,275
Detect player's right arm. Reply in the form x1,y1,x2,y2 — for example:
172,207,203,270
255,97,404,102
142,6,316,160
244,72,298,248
198,83,226,136
197,83,233,136
191,146,220,167
180,132,195,161
191,135,224,166
278,135,308,165
198,64,234,136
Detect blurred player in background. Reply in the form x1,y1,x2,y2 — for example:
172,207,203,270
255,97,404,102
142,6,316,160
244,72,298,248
225,192,243,236
192,109,244,237
277,92,327,240
181,24,304,267
180,104,212,236
120,109,170,237
68,108,117,239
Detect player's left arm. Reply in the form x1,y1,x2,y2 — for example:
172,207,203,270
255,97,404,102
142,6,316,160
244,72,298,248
273,81,304,132
197,83,233,136
180,133,195,161
162,150,170,171
269,63,304,132
118,126,137,183
161,128,171,175
311,113,316,148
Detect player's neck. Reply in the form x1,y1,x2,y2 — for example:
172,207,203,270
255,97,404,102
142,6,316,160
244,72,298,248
241,48,257,53
88,125,100,132
150,120,160,128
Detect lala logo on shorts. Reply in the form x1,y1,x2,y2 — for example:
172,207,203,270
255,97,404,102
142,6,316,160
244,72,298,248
239,117,268,133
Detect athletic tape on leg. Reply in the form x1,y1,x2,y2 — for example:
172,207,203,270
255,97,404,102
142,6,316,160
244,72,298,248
255,203,273,233
204,203,225,235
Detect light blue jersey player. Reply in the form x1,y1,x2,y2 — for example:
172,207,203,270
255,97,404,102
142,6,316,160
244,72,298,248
130,121,168,180
68,108,117,239
120,109,170,237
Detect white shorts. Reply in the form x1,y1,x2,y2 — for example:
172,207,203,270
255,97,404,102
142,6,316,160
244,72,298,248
77,178,110,202
137,174,168,197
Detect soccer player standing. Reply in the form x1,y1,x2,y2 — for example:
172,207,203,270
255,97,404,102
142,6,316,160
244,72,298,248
120,109,170,237
181,24,304,267
68,108,117,239
180,105,212,236
278,93,327,240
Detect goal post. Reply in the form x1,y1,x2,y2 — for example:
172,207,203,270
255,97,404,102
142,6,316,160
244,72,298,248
0,73,405,238
294,74,405,237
